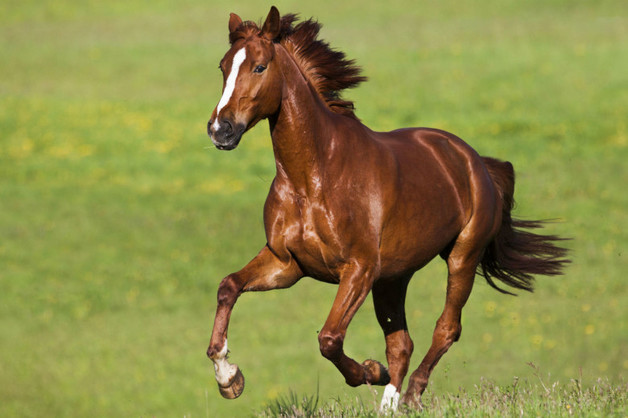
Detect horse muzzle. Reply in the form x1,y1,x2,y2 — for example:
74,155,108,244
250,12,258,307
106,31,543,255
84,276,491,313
208,118,245,150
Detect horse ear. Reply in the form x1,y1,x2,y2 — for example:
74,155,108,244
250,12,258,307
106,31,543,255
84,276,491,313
229,13,243,34
261,6,281,41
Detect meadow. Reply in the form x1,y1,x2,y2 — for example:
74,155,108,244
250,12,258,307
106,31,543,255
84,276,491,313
1,0,626,416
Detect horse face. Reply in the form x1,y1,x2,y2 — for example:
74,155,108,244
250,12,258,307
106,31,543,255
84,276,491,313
208,8,283,150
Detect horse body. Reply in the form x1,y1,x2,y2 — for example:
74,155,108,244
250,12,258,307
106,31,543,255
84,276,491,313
204,7,568,410
267,112,496,285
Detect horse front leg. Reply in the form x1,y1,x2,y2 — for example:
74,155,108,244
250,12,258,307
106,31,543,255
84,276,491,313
318,262,390,387
207,245,302,399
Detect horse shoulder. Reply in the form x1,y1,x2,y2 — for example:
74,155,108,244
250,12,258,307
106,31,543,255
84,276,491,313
263,178,302,261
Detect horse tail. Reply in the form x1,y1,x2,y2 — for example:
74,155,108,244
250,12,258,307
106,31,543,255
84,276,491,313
479,157,570,295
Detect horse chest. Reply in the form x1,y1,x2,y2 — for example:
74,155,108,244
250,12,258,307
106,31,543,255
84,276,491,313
278,197,346,281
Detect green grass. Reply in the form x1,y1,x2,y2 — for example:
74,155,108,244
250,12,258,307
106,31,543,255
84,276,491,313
1,0,626,416
258,372,628,417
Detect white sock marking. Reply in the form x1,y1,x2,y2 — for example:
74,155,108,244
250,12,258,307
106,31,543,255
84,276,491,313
214,47,246,125
212,339,238,387
380,383,399,411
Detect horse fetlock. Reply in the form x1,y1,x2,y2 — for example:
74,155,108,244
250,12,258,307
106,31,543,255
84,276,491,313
401,377,425,410
401,390,424,411
207,337,229,360
206,345,221,359
209,340,245,399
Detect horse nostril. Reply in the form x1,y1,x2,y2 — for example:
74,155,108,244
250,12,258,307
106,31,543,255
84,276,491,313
222,119,234,134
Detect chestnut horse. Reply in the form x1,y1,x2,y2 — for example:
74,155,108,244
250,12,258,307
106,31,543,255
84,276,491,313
205,7,568,410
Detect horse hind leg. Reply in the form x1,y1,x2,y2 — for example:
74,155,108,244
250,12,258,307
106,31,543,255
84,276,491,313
401,245,481,409
372,276,414,411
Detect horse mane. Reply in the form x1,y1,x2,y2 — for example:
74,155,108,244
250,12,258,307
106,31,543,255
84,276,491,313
229,14,366,119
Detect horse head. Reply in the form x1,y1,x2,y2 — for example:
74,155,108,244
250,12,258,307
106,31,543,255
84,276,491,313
208,7,283,150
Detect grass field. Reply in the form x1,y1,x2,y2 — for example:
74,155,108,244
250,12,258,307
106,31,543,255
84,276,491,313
1,0,626,416
259,374,628,417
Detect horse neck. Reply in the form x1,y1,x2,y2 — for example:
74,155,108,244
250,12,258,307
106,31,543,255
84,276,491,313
268,45,337,196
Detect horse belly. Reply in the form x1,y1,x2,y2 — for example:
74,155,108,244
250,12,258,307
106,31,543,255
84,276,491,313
379,212,460,278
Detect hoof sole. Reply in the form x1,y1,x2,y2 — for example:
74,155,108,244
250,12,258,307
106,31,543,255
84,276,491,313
218,367,245,399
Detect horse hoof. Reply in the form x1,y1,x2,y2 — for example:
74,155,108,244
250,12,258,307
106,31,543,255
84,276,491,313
362,359,390,386
217,367,245,399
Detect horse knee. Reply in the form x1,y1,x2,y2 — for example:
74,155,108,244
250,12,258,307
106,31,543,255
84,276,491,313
217,274,241,307
406,370,430,396
318,332,343,360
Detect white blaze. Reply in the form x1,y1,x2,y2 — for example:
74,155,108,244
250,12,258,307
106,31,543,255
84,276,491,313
380,383,400,411
213,47,247,131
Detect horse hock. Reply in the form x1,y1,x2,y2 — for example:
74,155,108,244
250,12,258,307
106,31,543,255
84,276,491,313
210,341,245,399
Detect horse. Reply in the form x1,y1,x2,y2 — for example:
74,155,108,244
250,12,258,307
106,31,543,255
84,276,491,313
205,6,569,410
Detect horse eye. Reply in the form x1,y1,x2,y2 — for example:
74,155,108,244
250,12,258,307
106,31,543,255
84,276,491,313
253,65,267,74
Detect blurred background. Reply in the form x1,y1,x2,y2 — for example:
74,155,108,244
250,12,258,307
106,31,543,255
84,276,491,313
1,0,626,416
